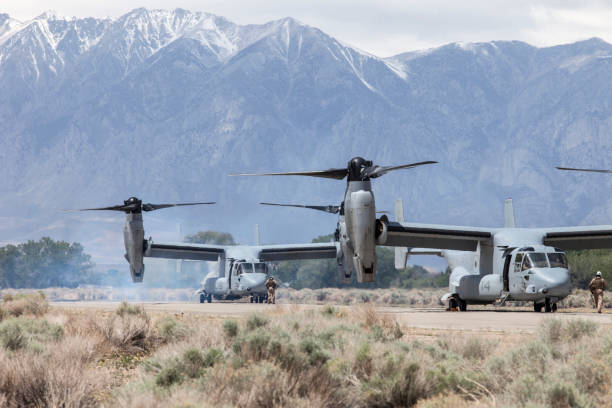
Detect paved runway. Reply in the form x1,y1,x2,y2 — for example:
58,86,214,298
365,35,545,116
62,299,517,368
51,301,612,332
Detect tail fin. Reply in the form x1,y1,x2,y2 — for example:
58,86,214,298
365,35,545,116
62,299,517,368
504,198,516,228
394,198,409,269
254,224,260,246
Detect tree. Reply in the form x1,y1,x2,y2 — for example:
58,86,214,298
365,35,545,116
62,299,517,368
0,237,94,288
184,231,235,245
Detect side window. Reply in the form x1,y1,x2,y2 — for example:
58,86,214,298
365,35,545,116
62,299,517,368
513,253,523,273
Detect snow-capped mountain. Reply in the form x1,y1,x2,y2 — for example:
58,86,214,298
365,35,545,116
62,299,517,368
2,8,612,262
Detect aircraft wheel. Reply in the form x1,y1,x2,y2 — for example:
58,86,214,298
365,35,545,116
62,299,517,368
534,302,543,312
448,298,458,311
552,303,558,312
207,294,212,303
199,293,206,304
250,296,254,303
458,298,467,312
544,298,552,313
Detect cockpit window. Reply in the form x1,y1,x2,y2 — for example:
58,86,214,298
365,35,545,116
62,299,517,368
522,255,532,271
527,253,549,268
547,253,568,268
240,263,253,274
254,263,268,274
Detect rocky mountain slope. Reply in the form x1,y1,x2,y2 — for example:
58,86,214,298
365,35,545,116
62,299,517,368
2,8,612,262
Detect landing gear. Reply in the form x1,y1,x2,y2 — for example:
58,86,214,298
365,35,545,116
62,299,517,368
534,302,543,312
552,302,558,312
446,296,467,311
199,293,206,304
250,296,254,303
207,294,212,303
545,298,552,313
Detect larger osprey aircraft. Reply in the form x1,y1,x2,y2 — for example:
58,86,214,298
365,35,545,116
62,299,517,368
392,192,612,312
231,157,437,283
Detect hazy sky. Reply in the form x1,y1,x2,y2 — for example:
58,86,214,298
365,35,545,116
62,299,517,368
3,0,612,56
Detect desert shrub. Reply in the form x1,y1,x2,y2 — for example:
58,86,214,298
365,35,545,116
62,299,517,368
155,316,189,343
460,337,491,361
541,319,563,343
243,329,271,360
354,343,373,378
156,365,183,388
0,336,111,407
322,304,336,316
2,292,49,317
299,337,329,366
96,307,154,353
116,301,145,317
246,314,268,331
548,383,585,408
366,362,425,407
223,319,239,338
565,319,596,341
0,318,63,351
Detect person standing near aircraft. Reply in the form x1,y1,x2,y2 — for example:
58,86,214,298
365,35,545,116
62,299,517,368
265,276,278,304
589,271,607,313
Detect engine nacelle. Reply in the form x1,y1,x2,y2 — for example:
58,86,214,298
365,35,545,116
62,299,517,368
123,213,145,282
375,215,388,245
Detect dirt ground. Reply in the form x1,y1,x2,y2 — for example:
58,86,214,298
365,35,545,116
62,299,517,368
51,301,612,333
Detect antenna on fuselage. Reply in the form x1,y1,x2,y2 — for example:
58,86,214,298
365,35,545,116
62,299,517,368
255,224,260,246
504,198,516,228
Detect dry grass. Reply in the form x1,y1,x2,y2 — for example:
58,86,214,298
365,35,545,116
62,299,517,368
109,307,610,408
0,293,609,407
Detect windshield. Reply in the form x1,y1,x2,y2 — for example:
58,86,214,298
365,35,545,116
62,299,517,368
527,253,549,268
254,263,268,274
240,263,253,274
547,253,568,268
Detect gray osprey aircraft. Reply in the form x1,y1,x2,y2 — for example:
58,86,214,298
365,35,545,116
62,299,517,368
70,197,338,301
392,197,612,312
230,157,437,283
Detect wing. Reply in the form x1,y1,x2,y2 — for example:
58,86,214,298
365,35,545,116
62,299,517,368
384,222,494,251
257,242,339,261
542,226,612,250
145,241,226,261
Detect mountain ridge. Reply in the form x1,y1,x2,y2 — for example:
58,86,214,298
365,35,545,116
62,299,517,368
2,8,612,263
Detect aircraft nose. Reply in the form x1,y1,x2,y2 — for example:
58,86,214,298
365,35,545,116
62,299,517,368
534,268,571,296
243,273,267,291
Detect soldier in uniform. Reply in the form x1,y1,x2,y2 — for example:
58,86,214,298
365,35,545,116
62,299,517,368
589,271,607,313
265,276,278,304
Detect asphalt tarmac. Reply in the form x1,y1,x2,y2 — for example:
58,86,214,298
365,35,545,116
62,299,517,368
50,301,612,332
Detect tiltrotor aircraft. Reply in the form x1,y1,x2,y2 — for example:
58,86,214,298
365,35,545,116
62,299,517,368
70,197,338,302
230,157,437,283
393,196,612,312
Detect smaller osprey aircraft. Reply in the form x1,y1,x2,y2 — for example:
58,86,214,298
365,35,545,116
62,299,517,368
69,197,338,302
392,197,612,312
230,157,437,284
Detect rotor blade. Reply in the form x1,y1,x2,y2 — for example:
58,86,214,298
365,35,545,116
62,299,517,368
260,202,340,214
376,211,390,214
63,204,132,212
364,160,438,179
556,167,612,174
142,202,216,212
229,168,348,180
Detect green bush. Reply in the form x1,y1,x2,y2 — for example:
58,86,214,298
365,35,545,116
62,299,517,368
156,365,183,388
246,314,268,331
565,319,596,341
156,316,188,343
0,317,63,351
321,305,336,316
223,319,239,338
116,301,145,317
